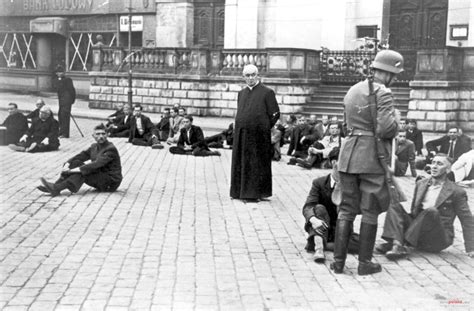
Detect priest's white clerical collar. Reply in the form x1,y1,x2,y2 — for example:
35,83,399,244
247,81,260,90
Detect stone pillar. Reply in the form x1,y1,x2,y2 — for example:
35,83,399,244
155,0,193,47
224,0,259,48
408,48,474,139
36,36,52,71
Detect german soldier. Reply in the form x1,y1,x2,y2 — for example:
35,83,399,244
331,50,403,275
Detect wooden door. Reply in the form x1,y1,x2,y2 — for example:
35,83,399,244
389,0,448,81
194,1,225,48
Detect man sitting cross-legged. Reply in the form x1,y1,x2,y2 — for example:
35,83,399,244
169,115,221,157
376,153,474,260
38,124,123,196
302,147,359,263
108,104,132,138
128,104,163,149
10,105,59,153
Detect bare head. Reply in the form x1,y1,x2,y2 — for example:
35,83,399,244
242,65,259,87
36,99,45,109
39,105,52,120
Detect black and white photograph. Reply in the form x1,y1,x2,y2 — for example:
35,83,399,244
0,0,473,310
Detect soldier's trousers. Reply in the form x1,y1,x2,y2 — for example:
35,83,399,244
338,172,390,225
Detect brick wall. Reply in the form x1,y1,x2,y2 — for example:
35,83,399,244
88,72,318,117
407,83,474,138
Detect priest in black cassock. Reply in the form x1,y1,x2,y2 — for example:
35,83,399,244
230,64,280,202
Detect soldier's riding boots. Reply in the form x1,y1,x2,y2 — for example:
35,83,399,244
330,219,352,274
357,222,382,275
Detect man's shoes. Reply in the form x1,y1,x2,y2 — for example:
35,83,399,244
25,142,37,153
358,261,382,276
9,144,25,152
385,244,408,261
375,242,393,254
36,185,49,193
287,158,297,165
40,178,60,197
313,248,325,263
151,143,164,149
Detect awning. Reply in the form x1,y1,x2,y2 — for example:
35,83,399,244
30,17,68,37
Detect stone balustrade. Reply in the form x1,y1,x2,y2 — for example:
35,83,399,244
92,47,320,79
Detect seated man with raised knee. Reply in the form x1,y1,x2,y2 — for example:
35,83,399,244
10,105,59,153
394,130,417,177
302,147,359,263
38,124,122,196
169,115,221,157
377,153,474,260
128,104,163,149
108,104,132,138
2,102,28,145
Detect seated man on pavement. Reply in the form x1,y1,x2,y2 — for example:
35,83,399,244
2,103,28,145
376,153,474,260
394,130,417,177
178,107,186,117
302,147,359,263
9,105,59,153
296,122,341,169
105,102,125,128
449,149,474,183
169,115,221,157
283,114,297,145
128,104,163,149
108,104,132,138
26,99,45,121
155,108,171,141
38,124,122,196
167,107,184,144
205,123,234,149
287,115,319,162
426,127,471,163
315,115,330,139
406,119,423,156
271,121,282,161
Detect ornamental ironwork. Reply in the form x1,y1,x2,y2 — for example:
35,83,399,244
320,50,375,83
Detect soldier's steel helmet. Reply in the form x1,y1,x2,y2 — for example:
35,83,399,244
371,50,404,74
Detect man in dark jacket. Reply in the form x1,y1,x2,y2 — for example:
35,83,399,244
38,124,122,196
302,148,359,263
169,115,220,157
108,104,132,138
155,108,171,141
406,119,423,156
26,99,45,121
426,127,471,162
55,65,76,138
394,131,417,177
9,106,59,153
128,104,163,149
2,103,28,145
377,154,474,260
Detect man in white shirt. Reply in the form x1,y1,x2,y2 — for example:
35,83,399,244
296,122,341,169
377,154,474,260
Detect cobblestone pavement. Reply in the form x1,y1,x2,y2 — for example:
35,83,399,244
1,115,473,311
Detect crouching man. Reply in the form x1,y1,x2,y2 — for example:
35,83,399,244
377,153,474,260
38,124,122,196
302,147,359,263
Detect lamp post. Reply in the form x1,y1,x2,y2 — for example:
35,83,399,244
127,0,133,106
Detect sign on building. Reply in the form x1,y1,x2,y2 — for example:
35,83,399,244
119,16,143,32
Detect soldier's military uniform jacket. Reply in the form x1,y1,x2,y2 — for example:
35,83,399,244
338,79,399,175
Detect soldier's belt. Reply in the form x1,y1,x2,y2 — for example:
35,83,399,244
348,129,375,136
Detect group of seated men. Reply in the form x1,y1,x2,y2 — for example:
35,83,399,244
2,100,60,153
104,103,222,156
302,147,473,265
276,114,343,169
